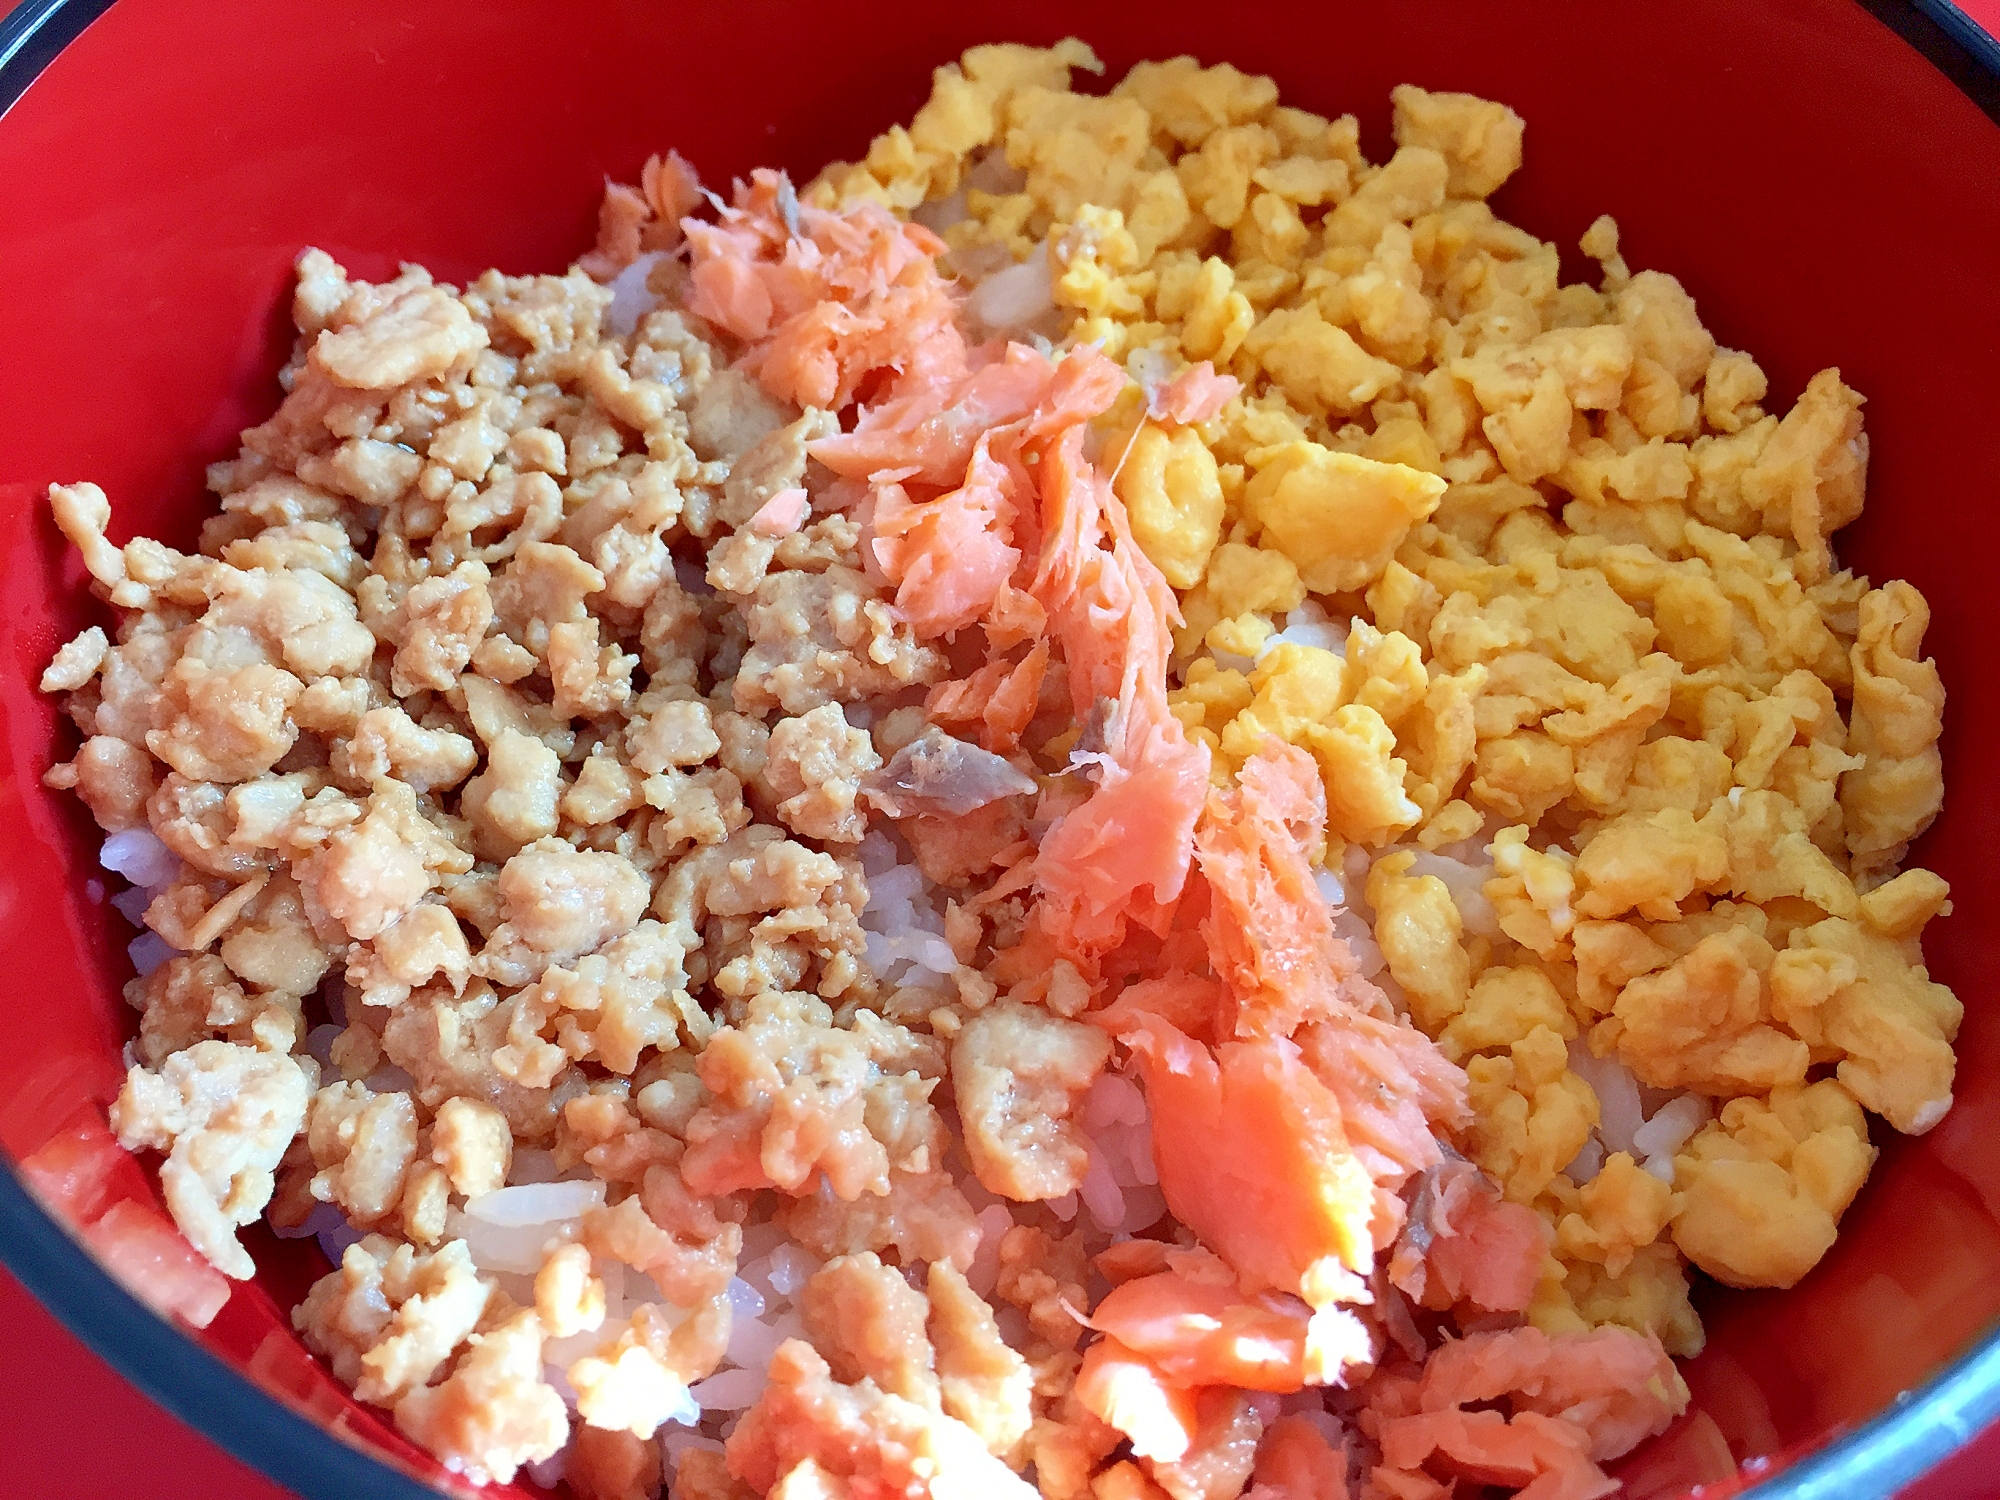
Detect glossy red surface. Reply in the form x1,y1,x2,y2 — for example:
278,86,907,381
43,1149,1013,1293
2,0,1997,1495
0,1266,294,1500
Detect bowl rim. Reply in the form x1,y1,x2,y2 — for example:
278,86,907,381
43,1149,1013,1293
1,0,1996,1496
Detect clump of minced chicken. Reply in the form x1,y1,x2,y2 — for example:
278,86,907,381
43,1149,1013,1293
36,38,1956,1500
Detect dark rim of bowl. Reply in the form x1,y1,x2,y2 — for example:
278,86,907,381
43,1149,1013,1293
1,0,1998,1496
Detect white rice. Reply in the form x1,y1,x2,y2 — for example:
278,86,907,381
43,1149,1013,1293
1075,1071,1165,1236
605,250,669,338
857,833,957,995
688,1227,868,1424
98,828,183,978
724,1276,766,1322
1077,1150,1127,1225
109,886,153,926
1079,1071,1145,1135
1632,1094,1714,1182
760,1245,820,1300
1256,599,1349,661
316,1214,367,1268
1632,1094,1711,1159
912,190,970,235
1341,843,1375,912
1327,906,1385,981
1403,849,1499,939
1567,1042,1645,1155
448,1184,610,1277
100,828,178,887
1564,1042,1712,1186
723,1306,799,1377
1126,346,1174,400
127,931,177,978
270,1190,367,1272
689,1365,770,1413
966,251,1054,333
465,1181,607,1228
1564,1136,1607,1185
446,1216,575,1276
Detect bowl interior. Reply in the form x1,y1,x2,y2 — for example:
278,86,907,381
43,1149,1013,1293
3,0,1999,1495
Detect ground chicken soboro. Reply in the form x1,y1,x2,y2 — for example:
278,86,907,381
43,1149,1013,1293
35,37,1957,1500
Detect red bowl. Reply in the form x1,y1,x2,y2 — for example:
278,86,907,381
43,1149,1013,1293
2,1,1998,1496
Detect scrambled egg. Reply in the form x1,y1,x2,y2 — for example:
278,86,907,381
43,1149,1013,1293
1672,1080,1876,1289
1114,424,1224,588
1244,444,1446,594
1556,1152,1674,1277
1367,852,1470,1034
1532,1241,1706,1359
1465,1026,1597,1204
822,40,1956,1353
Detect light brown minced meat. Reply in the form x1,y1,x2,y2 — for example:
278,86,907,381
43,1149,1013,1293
34,36,1962,1500
37,226,1106,1491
